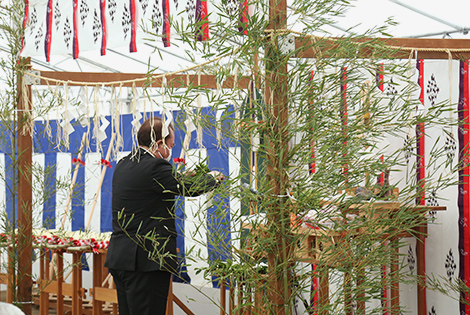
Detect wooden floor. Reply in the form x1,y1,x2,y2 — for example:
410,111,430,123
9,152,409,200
1,290,57,315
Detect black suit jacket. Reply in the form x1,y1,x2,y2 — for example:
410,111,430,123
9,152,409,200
105,148,219,273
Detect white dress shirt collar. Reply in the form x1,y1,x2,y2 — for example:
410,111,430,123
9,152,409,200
139,146,156,158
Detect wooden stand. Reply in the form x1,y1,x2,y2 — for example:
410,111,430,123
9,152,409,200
37,247,87,315
90,250,118,315
242,202,446,315
0,246,15,303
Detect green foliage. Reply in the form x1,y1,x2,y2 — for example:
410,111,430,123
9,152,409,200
0,0,465,313
145,0,467,313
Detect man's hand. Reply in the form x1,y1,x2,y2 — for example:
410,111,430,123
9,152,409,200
210,171,225,182
181,169,196,177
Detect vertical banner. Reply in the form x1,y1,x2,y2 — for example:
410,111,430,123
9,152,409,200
162,0,170,47
416,60,426,206
44,0,53,62
20,0,30,58
129,0,137,52
72,0,79,59
100,0,107,55
416,59,427,313
195,0,209,41
458,60,470,315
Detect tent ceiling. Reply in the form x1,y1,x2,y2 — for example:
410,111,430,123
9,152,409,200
29,0,470,74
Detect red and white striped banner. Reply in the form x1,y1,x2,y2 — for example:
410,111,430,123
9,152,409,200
458,60,470,315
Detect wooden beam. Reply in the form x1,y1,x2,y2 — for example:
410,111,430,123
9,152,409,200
37,71,251,89
266,0,290,313
94,288,118,304
295,37,470,59
17,58,33,315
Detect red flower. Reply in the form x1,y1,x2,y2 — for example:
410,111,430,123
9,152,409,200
100,159,112,168
72,158,85,166
173,157,186,164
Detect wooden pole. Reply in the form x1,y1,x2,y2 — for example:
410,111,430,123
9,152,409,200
92,252,104,315
39,249,49,315
390,239,400,315
265,0,289,313
220,279,226,315
166,276,174,315
6,247,14,303
71,252,83,315
56,251,64,315
318,270,329,315
416,226,427,315
17,57,33,315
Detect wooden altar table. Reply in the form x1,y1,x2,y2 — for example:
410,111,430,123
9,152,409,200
242,201,446,315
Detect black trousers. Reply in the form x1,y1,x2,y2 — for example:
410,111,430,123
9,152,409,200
109,268,172,315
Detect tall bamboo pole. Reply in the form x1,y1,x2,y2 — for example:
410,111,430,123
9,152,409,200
17,58,33,315
265,0,289,313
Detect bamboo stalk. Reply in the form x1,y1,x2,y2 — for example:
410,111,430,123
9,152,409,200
61,132,88,229
85,133,116,231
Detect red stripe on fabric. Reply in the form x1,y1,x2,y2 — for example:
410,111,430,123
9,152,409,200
196,0,209,41
464,61,470,313
201,0,209,40
417,60,425,206
418,122,425,205
416,60,426,312
419,61,425,107
377,63,384,92
162,0,170,47
379,155,384,185
72,0,79,59
100,0,107,55
240,0,248,35
130,0,137,52
418,60,424,105
19,0,30,62
44,0,53,62
458,60,469,315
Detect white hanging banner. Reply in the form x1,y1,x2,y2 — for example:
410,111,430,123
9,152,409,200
20,0,247,60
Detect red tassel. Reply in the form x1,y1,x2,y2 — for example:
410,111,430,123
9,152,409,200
196,0,209,41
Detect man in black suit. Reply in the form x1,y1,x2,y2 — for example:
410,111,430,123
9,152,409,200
105,117,224,315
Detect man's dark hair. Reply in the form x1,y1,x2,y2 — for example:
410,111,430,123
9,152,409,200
137,117,174,147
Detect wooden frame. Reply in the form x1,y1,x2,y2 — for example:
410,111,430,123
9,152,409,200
14,17,470,315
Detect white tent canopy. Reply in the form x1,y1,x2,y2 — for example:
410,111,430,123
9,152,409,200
19,0,470,74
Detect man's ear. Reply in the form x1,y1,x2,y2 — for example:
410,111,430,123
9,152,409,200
149,142,157,152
